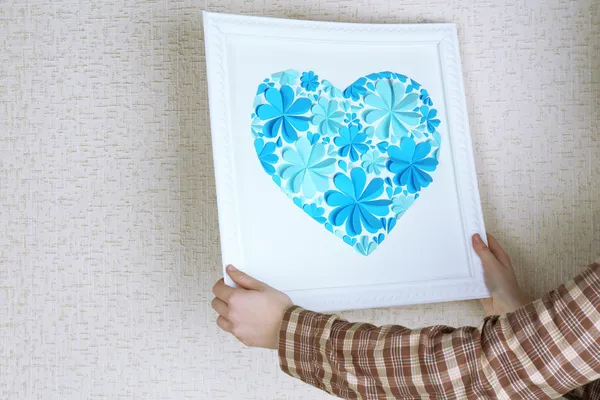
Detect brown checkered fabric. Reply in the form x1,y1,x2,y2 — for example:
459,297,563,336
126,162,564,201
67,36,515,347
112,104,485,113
279,262,600,399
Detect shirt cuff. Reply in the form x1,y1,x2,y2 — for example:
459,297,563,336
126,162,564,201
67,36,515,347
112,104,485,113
278,305,337,388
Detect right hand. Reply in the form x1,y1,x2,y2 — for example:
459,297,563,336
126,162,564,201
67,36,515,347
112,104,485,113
473,233,528,316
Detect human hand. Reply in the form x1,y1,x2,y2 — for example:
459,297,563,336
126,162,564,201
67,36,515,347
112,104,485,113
212,265,293,349
472,233,528,316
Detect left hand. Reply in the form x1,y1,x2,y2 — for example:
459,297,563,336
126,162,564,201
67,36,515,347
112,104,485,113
212,265,293,349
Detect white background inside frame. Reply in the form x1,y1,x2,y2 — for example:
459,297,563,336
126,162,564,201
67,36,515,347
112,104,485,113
224,34,472,293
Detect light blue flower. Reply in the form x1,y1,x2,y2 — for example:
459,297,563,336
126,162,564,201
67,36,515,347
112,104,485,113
361,150,386,175
254,138,278,175
387,136,438,193
279,136,336,198
302,203,327,224
420,106,441,133
334,125,369,162
250,117,263,138
355,236,377,256
256,86,311,143
363,80,421,141
343,78,367,101
300,71,319,92
311,98,344,136
321,80,343,98
391,195,416,219
271,69,300,86
325,168,391,236
410,124,428,139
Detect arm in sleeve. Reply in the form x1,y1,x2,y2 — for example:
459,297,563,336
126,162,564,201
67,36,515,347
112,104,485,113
278,263,600,399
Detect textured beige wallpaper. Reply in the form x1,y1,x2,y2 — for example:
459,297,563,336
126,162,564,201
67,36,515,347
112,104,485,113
1,1,598,399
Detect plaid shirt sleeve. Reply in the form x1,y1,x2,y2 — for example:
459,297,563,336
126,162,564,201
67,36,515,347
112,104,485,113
278,262,600,399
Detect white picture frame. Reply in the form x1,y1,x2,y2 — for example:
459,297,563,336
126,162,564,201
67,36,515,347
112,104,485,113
203,11,489,312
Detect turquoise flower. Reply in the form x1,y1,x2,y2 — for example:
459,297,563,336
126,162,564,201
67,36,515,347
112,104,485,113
256,86,311,143
300,71,319,91
250,117,263,138
325,168,391,236
361,150,386,175
254,138,278,175
271,69,300,86
355,236,377,256
363,80,421,141
302,203,327,224
391,195,416,219
311,98,344,136
334,125,369,162
387,136,438,193
321,80,343,98
410,124,428,139
279,136,336,198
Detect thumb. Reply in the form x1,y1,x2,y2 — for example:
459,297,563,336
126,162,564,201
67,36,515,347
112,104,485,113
472,233,498,267
226,265,267,290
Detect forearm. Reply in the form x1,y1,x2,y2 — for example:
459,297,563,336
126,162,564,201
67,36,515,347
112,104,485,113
279,262,600,399
280,309,490,398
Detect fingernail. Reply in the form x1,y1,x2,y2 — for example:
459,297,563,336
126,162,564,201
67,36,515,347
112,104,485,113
473,234,482,243
227,265,237,272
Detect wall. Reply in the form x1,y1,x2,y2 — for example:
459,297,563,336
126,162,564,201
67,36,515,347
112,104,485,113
1,0,598,398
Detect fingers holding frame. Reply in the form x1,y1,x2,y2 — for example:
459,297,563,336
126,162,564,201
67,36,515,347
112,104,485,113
211,297,229,319
212,278,235,302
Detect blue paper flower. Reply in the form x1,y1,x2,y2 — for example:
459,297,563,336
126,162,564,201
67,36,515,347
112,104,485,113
361,150,386,175
391,195,416,219
271,69,300,86
406,79,421,93
250,117,263,138
256,82,275,95
381,217,396,234
344,112,363,130
302,203,327,224
387,136,438,193
363,80,421,141
279,136,336,198
306,131,320,145
419,89,433,106
300,71,319,92
254,138,278,175
256,86,312,143
311,98,344,136
343,78,367,101
419,106,441,133
321,80,343,98
355,236,377,256
334,125,369,162
325,168,391,236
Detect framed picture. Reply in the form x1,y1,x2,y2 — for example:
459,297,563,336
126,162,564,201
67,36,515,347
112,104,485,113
203,11,488,312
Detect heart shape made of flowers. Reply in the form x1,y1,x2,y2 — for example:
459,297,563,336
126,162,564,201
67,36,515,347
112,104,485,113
251,70,442,255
